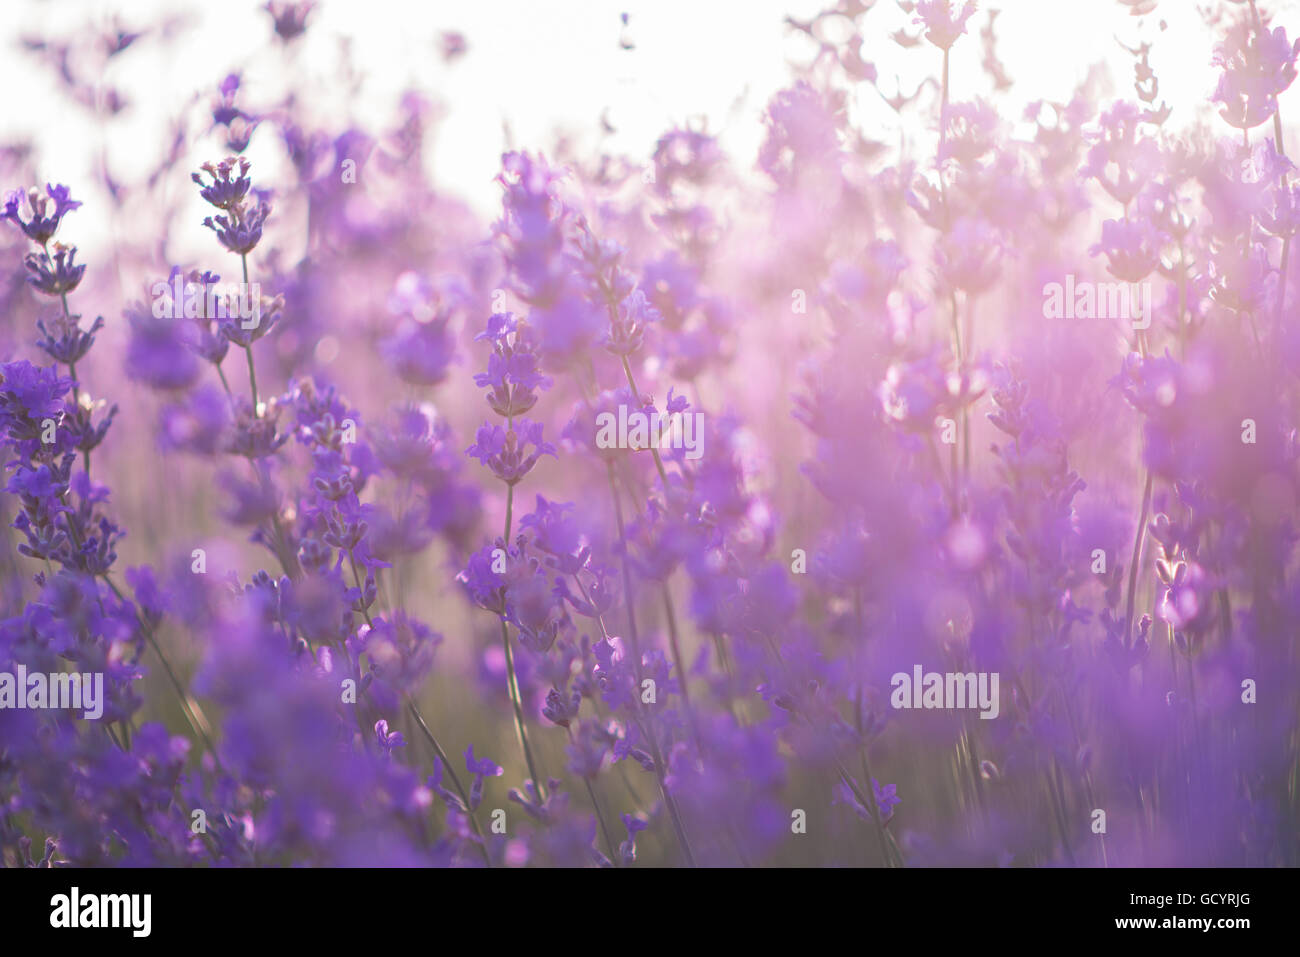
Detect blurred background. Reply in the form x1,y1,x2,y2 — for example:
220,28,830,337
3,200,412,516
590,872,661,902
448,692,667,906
4,0,1292,232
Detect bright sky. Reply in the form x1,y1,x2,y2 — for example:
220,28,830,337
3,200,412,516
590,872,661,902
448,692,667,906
1,0,1298,227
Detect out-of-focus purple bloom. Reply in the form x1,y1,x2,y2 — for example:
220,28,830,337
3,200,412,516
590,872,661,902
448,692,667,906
374,719,405,758
365,612,441,696
543,686,582,727
493,151,570,307
465,745,503,811
1212,20,1300,130
914,1,977,50
440,31,468,62
265,1,315,42
124,303,201,392
758,81,844,185
618,813,648,865
603,287,660,356
158,384,231,455
1089,217,1163,282
505,570,564,653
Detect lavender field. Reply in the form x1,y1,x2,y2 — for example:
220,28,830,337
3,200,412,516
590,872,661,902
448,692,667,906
1,0,1298,870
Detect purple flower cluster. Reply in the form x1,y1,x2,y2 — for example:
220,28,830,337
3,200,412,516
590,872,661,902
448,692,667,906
1,0,1298,870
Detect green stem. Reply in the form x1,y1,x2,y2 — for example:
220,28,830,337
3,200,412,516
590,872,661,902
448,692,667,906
348,550,373,627
216,362,233,398
504,480,514,542
619,355,670,485
606,461,696,866
101,574,220,765
59,287,91,478
569,726,619,865
407,698,492,866
661,584,698,725
1123,471,1154,652
238,254,261,417
499,476,548,801
244,345,259,415
501,617,545,800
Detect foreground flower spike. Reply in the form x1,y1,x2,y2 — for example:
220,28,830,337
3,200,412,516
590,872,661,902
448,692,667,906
196,157,272,256
460,304,561,807
36,313,103,367
465,419,556,485
23,243,86,295
192,157,253,209
473,312,552,416
2,177,116,487
914,0,978,51
190,156,281,418
1,183,82,245
203,197,271,256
